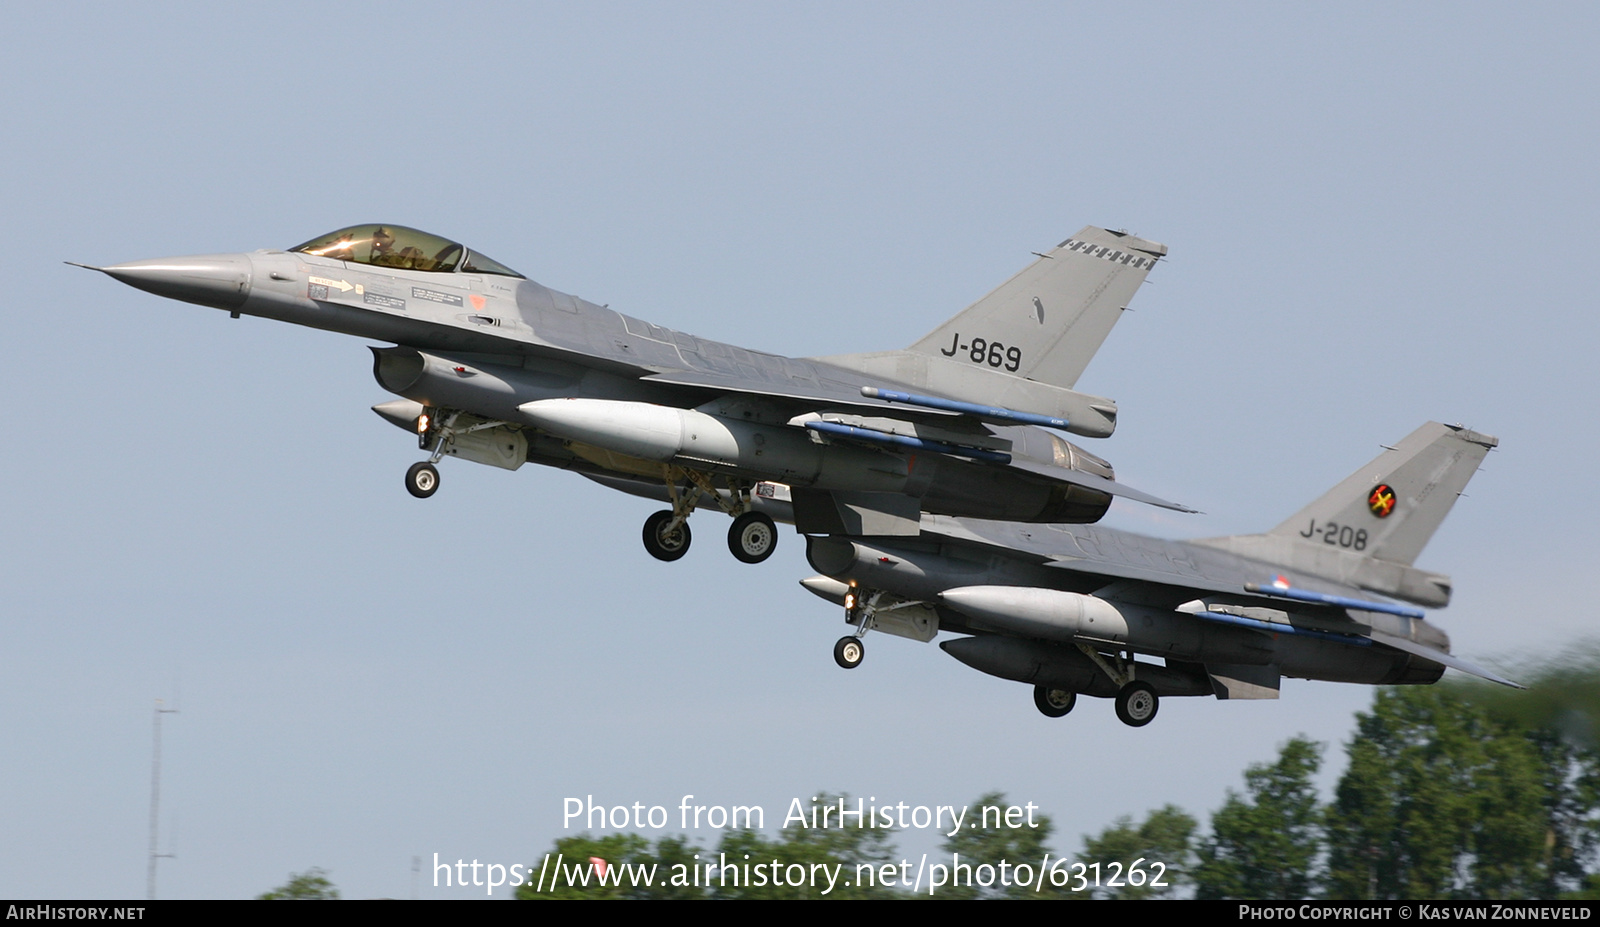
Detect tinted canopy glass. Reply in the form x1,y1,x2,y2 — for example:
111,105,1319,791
288,225,523,278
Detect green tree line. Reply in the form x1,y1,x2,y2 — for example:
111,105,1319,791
515,659,1600,900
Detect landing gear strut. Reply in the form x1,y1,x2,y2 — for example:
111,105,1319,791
406,408,453,499
832,587,881,670
641,467,777,564
405,409,514,501
1075,643,1161,727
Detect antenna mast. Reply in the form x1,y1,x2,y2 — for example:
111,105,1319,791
146,698,178,900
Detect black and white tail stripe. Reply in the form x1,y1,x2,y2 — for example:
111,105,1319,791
1060,238,1160,270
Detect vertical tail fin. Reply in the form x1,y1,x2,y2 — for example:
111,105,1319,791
1269,422,1496,566
812,226,1164,438
907,226,1166,389
1195,422,1496,606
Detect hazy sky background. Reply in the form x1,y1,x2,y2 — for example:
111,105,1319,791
2,3,1595,899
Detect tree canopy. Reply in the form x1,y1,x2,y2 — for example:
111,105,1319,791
258,867,339,900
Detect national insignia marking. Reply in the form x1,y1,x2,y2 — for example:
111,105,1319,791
1368,483,1396,518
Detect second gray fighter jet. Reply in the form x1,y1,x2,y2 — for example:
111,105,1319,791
797,421,1514,726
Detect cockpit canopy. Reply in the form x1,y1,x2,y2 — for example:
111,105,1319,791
288,224,524,278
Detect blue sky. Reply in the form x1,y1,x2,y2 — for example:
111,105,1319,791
2,3,1595,898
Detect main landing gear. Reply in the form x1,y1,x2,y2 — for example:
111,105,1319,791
1114,681,1159,727
1033,646,1160,727
728,511,778,564
642,510,692,562
640,468,779,565
1033,685,1076,718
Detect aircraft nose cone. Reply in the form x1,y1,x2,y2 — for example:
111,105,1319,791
94,254,253,311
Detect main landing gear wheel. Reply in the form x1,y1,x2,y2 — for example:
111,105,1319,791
1114,681,1159,727
833,636,864,669
727,511,778,564
1033,686,1076,718
642,510,692,562
405,461,440,499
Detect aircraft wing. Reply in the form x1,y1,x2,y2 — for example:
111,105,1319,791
642,370,1195,515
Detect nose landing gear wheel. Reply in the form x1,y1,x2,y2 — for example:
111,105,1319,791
727,512,778,564
642,510,692,562
1033,686,1076,718
1114,681,1159,727
405,461,439,498
833,636,864,669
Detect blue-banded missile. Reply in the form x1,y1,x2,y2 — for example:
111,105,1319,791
860,387,1070,430
803,420,1012,464
1188,608,1371,646
1243,582,1427,619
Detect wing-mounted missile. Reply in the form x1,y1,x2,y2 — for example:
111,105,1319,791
860,387,1073,430
803,420,1011,464
1243,580,1426,619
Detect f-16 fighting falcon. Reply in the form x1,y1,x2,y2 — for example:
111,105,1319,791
796,422,1515,727
76,223,1189,564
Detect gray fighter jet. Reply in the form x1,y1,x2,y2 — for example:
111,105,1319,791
795,422,1515,726
76,223,1188,564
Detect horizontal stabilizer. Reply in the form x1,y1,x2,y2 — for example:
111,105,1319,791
1367,629,1523,689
